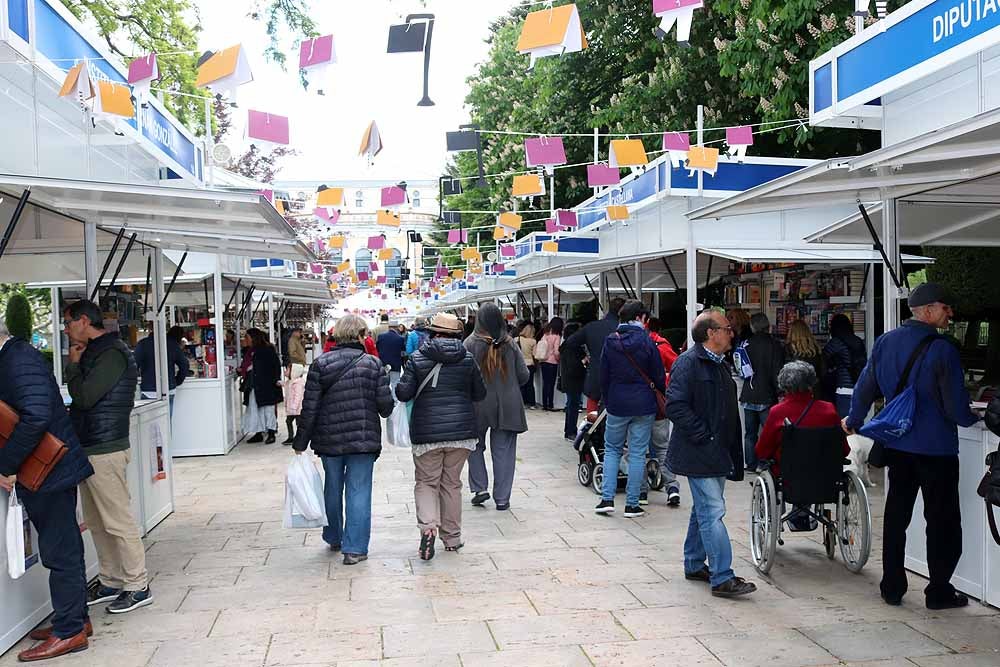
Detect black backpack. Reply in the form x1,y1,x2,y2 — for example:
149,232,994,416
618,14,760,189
977,398,1000,545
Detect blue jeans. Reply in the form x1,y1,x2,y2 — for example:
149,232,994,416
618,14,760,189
320,453,376,554
684,476,734,587
602,413,654,506
564,391,582,439
743,406,770,469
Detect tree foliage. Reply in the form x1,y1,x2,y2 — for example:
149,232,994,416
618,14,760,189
0,286,51,342
925,247,1000,320
5,292,33,340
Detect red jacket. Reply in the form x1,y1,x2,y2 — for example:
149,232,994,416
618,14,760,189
755,393,850,476
364,336,378,356
649,330,678,387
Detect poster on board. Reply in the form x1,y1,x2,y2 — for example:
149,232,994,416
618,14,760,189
150,423,167,482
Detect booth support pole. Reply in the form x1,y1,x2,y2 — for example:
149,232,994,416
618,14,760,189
51,287,62,386
547,282,554,320
213,262,227,441
152,249,168,401
865,263,876,354
882,197,902,332
598,272,608,316
634,261,643,302
686,220,698,348
84,221,98,300
267,293,275,345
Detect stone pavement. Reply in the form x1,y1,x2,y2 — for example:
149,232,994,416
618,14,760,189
4,410,1000,666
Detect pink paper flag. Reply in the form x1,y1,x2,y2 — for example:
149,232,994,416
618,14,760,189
423,292,431,298
557,210,578,228
247,110,290,145
380,186,407,208
358,271,369,281
310,263,323,274
662,132,691,151
258,189,274,203
653,0,702,11
545,219,558,234
367,236,385,250
727,125,754,146
587,164,620,187
127,53,158,84
314,207,340,224
447,229,468,244
299,35,334,68
370,262,379,272
493,263,506,273
524,137,567,168
374,288,382,295
377,275,387,284
500,244,516,258
382,294,389,300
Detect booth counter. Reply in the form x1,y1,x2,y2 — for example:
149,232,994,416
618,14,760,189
172,374,242,457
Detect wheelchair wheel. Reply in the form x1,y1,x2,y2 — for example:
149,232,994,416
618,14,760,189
821,507,836,560
592,463,604,496
646,459,663,492
837,469,872,573
749,470,780,574
578,462,593,488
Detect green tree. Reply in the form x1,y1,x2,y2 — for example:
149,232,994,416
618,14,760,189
0,285,51,342
5,292,33,340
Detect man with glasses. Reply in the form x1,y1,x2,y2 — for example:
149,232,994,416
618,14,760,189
845,283,979,610
666,311,756,598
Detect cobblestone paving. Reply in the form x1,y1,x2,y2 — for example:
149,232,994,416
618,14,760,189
4,410,999,666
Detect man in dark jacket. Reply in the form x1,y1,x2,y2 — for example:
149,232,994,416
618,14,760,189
739,313,785,471
133,328,189,414
559,321,586,440
563,297,625,412
594,300,665,519
845,284,979,610
666,311,756,598
63,300,151,614
0,325,94,662
376,323,406,385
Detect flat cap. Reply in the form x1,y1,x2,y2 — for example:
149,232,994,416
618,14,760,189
908,282,955,308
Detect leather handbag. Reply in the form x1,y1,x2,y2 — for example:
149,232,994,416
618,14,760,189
617,335,667,421
0,400,68,492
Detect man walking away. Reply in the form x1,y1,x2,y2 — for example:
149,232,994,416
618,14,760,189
373,313,391,339
739,313,785,471
666,311,756,598
63,300,152,614
845,283,979,609
563,297,625,412
376,322,406,386
0,322,94,662
594,300,665,519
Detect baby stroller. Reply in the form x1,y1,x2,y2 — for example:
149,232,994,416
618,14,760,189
574,409,662,496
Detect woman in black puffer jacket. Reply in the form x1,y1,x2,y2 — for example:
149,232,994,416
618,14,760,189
293,315,393,565
395,313,487,561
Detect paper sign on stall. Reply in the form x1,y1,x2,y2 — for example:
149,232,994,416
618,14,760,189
370,262,380,272
524,137,567,174
609,139,648,168
687,145,720,176
127,53,159,93
517,3,588,69
377,276,387,284
377,210,400,227
196,44,253,101
93,81,135,119
299,34,336,95
607,205,630,221
512,174,545,198
380,186,407,208
247,110,290,147
587,164,620,187
447,229,468,244
367,235,386,250
662,132,691,168
545,218,559,234
725,125,753,162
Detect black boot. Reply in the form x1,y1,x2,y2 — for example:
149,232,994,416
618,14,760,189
265,429,277,444
282,417,296,445
247,432,264,443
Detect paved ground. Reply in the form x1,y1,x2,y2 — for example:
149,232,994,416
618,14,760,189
4,410,1000,666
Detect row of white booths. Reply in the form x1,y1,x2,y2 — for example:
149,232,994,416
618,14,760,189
434,0,1000,608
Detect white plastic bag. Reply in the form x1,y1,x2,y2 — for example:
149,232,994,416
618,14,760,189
6,487,25,579
283,455,328,529
389,400,412,448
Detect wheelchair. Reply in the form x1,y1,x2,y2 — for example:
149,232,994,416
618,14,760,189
748,424,872,575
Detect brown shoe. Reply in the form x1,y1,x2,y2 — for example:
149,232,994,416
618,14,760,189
29,620,93,642
17,631,88,662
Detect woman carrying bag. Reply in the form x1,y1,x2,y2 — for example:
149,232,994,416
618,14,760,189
464,304,530,511
292,315,393,565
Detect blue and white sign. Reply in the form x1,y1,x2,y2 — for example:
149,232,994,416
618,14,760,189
810,0,1000,124
512,233,600,261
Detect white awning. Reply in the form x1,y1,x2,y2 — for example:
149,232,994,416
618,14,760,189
0,174,314,261
222,273,333,301
513,249,685,284
700,244,933,265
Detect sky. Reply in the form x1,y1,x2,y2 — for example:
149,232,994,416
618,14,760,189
195,1,519,183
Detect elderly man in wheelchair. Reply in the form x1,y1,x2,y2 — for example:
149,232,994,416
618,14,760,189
749,361,872,574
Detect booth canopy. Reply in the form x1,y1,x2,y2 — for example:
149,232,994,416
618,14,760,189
222,273,333,301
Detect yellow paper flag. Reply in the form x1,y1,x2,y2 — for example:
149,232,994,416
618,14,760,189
195,45,241,87
336,261,351,273
512,174,544,197
452,269,466,280
377,210,400,227
687,146,720,171
493,226,509,241
610,139,648,167
317,188,344,207
460,247,481,262
328,236,345,249
97,81,134,117
498,212,523,231
607,206,629,221
58,64,85,98
541,241,559,254
517,4,588,51
378,248,395,261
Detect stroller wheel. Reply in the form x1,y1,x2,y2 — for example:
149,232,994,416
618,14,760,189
646,459,663,492
592,463,604,496
577,462,593,487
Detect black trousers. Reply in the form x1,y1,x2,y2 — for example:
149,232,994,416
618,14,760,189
540,363,558,410
882,449,962,604
20,486,88,639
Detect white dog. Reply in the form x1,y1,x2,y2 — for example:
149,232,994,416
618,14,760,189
845,434,877,488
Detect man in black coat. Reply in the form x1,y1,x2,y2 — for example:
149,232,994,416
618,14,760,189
738,313,785,470
563,297,625,412
0,322,95,661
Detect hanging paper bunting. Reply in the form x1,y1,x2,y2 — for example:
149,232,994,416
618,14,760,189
452,269,466,280
328,236,345,249
359,121,383,164
357,271,369,282
497,212,523,233
545,218,558,234
609,139,648,168
367,235,386,250
499,243,516,258
447,229,468,244
512,174,545,198
127,53,159,93
336,261,351,273
314,208,340,225
460,248,481,262
725,125,754,162
369,261,380,272
299,34,337,95
377,275,387,284
493,226,509,241
524,137,567,174
58,63,95,110
386,16,437,106
517,3,588,70
541,241,559,254
662,132,692,169
607,205,630,221
442,178,462,196
195,45,253,101
93,81,135,120
446,128,487,187
687,146,720,177
493,263,506,274
653,0,704,46
377,210,401,227
247,110,290,149
380,186,408,208
378,248,395,261
557,210,579,230
587,164,620,187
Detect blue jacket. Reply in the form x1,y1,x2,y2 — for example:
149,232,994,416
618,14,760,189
134,335,189,394
0,338,93,492
847,320,979,456
600,324,666,417
405,330,428,356
665,344,743,480
376,330,406,371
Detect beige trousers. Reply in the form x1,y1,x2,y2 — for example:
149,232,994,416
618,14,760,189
413,447,470,548
80,450,148,591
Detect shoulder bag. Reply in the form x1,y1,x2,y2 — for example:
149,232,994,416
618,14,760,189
978,398,1000,545
617,334,666,420
0,400,68,492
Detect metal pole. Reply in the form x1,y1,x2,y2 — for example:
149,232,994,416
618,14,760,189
84,222,98,300
224,278,243,312
881,197,902,332
143,254,152,316
157,251,187,313
634,261,642,302
697,104,704,197
102,232,138,302
90,227,125,301
547,281,555,320
686,220,698,348
0,188,31,263
593,127,599,197
204,97,215,187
